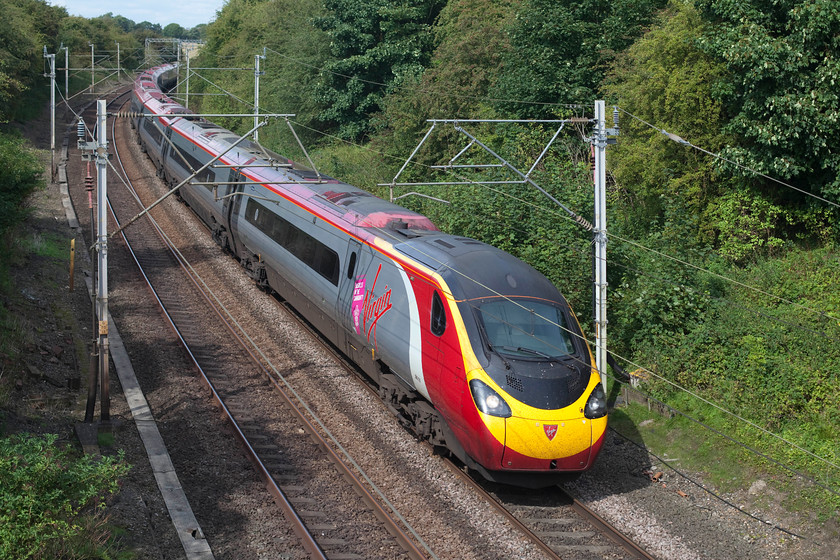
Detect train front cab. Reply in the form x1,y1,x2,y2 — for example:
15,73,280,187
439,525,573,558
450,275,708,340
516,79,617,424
446,292,608,488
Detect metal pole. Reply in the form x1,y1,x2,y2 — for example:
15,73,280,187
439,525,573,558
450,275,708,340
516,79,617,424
254,51,265,143
82,147,97,422
111,119,267,237
63,46,69,100
44,48,56,180
95,100,110,426
185,51,190,109
115,42,120,80
593,101,608,390
89,43,94,93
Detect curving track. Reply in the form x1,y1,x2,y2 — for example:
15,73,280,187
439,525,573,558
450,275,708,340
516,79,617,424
73,89,430,559
66,85,655,560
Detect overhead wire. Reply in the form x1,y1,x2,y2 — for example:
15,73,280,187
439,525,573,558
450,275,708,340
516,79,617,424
607,426,806,538
290,106,838,329
180,54,840,489
284,99,840,349
376,143,840,484
263,47,587,111
619,108,840,211
281,81,838,333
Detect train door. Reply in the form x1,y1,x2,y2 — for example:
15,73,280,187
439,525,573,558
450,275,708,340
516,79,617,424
162,126,172,160
160,126,172,182
224,171,245,255
337,239,374,360
420,289,447,400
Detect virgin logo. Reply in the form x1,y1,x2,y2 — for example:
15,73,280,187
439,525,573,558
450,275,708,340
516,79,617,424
351,277,365,335
543,424,558,441
362,264,392,345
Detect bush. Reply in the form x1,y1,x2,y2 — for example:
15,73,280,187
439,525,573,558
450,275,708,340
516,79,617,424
0,433,129,559
0,132,43,245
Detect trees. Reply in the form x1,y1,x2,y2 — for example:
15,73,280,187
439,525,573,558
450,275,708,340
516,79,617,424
604,1,728,246
0,0,66,121
313,0,445,140
163,23,187,38
696,0,840,202
374,0,517,166
491,0,667,117
0,133,43,243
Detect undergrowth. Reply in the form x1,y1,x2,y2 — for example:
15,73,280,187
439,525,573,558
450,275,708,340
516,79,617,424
0,433,130,560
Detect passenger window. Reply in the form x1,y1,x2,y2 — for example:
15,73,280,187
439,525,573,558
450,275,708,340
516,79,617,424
431,291,446,336
347,252,357,279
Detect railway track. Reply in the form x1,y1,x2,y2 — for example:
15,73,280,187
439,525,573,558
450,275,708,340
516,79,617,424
71,90,431,560
68,86,655,560
279,293,655,560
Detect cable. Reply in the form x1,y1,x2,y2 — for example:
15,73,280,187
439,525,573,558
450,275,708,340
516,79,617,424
606,427,805,539
606,347,840,478
619,107,840,211
297,126,840,479
602,254,840,344
185,70,256,111
292,113,840,328
608,229,839,324
263,47,587,111
143,65,840,488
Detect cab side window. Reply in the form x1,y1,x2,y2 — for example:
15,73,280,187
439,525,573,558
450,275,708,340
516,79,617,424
431,291,446,336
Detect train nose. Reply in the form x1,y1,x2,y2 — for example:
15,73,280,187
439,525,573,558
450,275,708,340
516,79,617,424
501,415,597,470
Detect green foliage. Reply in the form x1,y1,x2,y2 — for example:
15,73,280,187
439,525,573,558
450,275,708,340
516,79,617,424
605,1,729,248
695,0,840,202
160,22,205,40
0,132,43,245
0,433,129,559
0,0,67,121
492,0,668,116
392,123,596,320
374,0,516,164
163,23,186,38
195,0,329,152
705,190,794,262
313,0,445,140
149,0,840,509
58,15,145,75
624,248,840,501
610,228,718,360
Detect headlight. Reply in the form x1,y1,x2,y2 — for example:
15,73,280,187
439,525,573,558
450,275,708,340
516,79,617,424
584,383,608,419
469,379,512,418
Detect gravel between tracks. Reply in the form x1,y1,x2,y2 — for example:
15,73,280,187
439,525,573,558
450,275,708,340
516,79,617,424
3,96,836,560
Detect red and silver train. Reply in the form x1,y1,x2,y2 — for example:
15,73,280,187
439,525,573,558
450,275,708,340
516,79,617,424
130,64,607,487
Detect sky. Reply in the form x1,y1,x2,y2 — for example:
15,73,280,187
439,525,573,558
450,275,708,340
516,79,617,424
52,0,224,29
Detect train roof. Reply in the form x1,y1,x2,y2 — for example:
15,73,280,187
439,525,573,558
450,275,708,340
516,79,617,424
134,64,565,305
135,64,438,233
395,235,562,303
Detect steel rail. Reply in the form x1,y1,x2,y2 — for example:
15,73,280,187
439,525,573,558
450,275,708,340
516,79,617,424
267,272,655,560
105,94,327,560
108,87,652,560
107,95,430,560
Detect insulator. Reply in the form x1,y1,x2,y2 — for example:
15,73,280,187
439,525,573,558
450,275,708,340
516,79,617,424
77,119,85,139
84,174,94,192
612,106,619,128
575,215,594,231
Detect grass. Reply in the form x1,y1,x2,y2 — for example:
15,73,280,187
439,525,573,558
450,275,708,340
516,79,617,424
0,258,30,409
18,230,71,261
0,231,70,394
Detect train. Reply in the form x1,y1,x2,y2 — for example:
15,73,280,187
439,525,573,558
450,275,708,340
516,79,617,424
129,63,607,487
